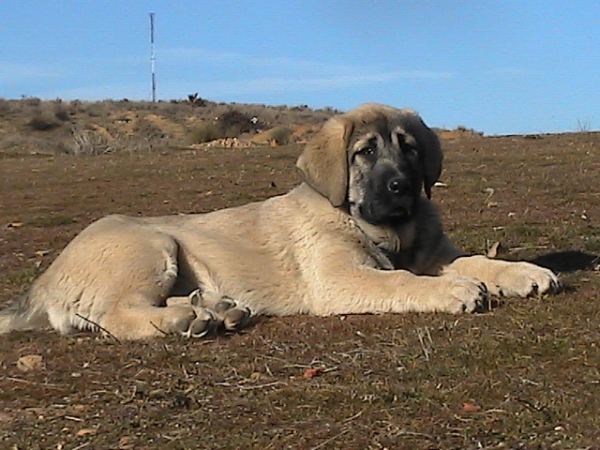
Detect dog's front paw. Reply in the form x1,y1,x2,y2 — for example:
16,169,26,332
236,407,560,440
428,275,489,313
489,262,561,298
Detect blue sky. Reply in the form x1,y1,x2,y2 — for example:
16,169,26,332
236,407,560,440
1,1,598,135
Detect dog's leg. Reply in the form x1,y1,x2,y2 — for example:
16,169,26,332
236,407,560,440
300,237,491,315
185,289,252,332
26,215,228,340
100,296,219,339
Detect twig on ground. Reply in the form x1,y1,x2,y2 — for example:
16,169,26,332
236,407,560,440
3,376,62,388
309,428,350,450
214,381,287,390
71,442,91,450
393,430,434,440
75,313,121,344
415,327,433,361
150,321,169,336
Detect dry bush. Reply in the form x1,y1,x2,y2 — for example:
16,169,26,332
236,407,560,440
27,108,62,131
68,126,161,155
22,96,42,107
576,119,591,132
268,126,293,145
52,100,72,122
0,99,14,117
188,123,222,144
217,110,261,137
455,125,484,136
69,127,112,155
187,93,207,108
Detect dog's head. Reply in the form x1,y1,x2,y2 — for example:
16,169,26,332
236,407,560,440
297,103,443,226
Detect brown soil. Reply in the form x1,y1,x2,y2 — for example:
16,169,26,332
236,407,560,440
1,101,599,449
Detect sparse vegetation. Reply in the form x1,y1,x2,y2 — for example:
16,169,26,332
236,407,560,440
0,98,338,155
576,118,591,132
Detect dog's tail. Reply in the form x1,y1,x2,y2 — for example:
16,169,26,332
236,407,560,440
0,294,49,334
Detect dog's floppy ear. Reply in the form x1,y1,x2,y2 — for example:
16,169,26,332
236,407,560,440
296,116,354,206
404,113,443,199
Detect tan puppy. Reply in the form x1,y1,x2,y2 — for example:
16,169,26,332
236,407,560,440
0,104,560,339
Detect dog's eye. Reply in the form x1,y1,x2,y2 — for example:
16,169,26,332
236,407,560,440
400,143,417,155
357,146,375,157
396,133,418,155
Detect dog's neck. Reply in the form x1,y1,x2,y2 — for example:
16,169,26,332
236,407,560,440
352,215,416,254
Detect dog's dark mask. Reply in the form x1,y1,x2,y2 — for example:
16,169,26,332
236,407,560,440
296,104,443,215
349,126,425,226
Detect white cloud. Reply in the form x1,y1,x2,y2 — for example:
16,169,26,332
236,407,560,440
42,83,151,101
8,47,455,101
157,48,455,98
0,62,65,83
488,67,535,77
161,70,455,98
161,47,455,80
160,47,350,73
41,69,455,102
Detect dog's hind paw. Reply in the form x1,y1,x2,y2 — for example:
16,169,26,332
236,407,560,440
188,289,252,332
215,300,252,331
174,306,218,338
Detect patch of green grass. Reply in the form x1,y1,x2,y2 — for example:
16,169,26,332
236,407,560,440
1,267,41,289
26,215,77,227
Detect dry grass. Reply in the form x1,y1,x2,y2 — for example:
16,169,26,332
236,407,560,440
0,108,599,448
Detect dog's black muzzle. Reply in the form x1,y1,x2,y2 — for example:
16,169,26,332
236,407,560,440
359,165,421,225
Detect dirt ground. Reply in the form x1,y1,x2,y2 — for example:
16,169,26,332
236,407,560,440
1,130,599,449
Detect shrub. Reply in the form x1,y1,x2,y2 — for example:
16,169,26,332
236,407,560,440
268,126,293,145
577,119,591,133
188,124,222,144
27,109,62,131
217,110,260,136
69,127,112,155
187,93,207,108
22,96,41,107
52,100,72,122
0,99,13,117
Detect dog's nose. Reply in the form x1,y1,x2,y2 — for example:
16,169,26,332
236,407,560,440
387,178,408,194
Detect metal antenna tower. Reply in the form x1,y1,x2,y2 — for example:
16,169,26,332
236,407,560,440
149,12,156,102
